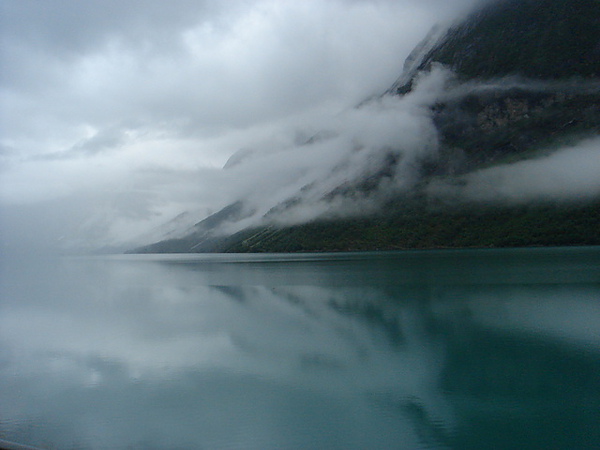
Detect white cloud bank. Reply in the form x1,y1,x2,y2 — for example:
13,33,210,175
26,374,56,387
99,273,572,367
0,0,481,251
427,137,600,203
4,0,596,253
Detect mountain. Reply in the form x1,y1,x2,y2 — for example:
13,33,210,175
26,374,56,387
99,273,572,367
131,0,600,254
413,0,600,173
394,0,600,87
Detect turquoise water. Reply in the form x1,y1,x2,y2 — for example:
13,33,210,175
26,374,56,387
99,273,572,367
1,247,599,449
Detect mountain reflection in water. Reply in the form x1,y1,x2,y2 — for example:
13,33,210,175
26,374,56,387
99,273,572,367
0,248,599,449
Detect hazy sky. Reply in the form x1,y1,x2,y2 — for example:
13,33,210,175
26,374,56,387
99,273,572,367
1,0,483,251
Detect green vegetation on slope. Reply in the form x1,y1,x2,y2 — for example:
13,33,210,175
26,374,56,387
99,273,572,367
223,200,600,253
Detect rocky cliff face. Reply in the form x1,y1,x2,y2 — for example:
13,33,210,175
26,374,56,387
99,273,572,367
395,0,600,174
426,84,600,173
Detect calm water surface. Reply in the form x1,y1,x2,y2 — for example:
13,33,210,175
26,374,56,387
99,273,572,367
1,247,599,449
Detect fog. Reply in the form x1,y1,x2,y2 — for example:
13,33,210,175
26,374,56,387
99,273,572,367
0,0,483,252
213,68,448,233
427,136,600,203
1,0,597,253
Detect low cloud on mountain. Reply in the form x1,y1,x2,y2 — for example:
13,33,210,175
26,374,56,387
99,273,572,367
0,0,479,251
2,0,597,253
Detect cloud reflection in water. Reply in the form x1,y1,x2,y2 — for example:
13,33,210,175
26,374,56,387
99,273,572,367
1,250,599,448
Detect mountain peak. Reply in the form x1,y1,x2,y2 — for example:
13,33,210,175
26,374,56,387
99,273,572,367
392,0,600,95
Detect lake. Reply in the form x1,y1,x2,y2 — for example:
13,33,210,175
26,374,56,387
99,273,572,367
1,247,599,449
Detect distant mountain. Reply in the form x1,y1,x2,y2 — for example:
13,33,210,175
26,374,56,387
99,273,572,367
131,0,600,254
133,201,251,253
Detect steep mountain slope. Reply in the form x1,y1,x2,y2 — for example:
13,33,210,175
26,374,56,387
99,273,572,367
132,0,600,254
401,0,600,173
393,0,600,92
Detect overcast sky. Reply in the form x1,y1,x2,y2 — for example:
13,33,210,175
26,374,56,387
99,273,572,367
0,0,484,251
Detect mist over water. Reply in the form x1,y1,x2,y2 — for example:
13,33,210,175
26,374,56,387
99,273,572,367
2,3,599,450
0,66,448,251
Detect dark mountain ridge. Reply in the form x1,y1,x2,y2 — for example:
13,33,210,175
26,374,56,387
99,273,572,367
393,0,600,94
405,0,600,173
132,0,600,254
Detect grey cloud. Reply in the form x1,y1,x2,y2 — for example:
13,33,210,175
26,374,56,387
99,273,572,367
1,0,462,129
1,0,443,154
0,1,216,100
0,0,499,251
0,0,218,55
34,126,129,160
427,137,600,203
